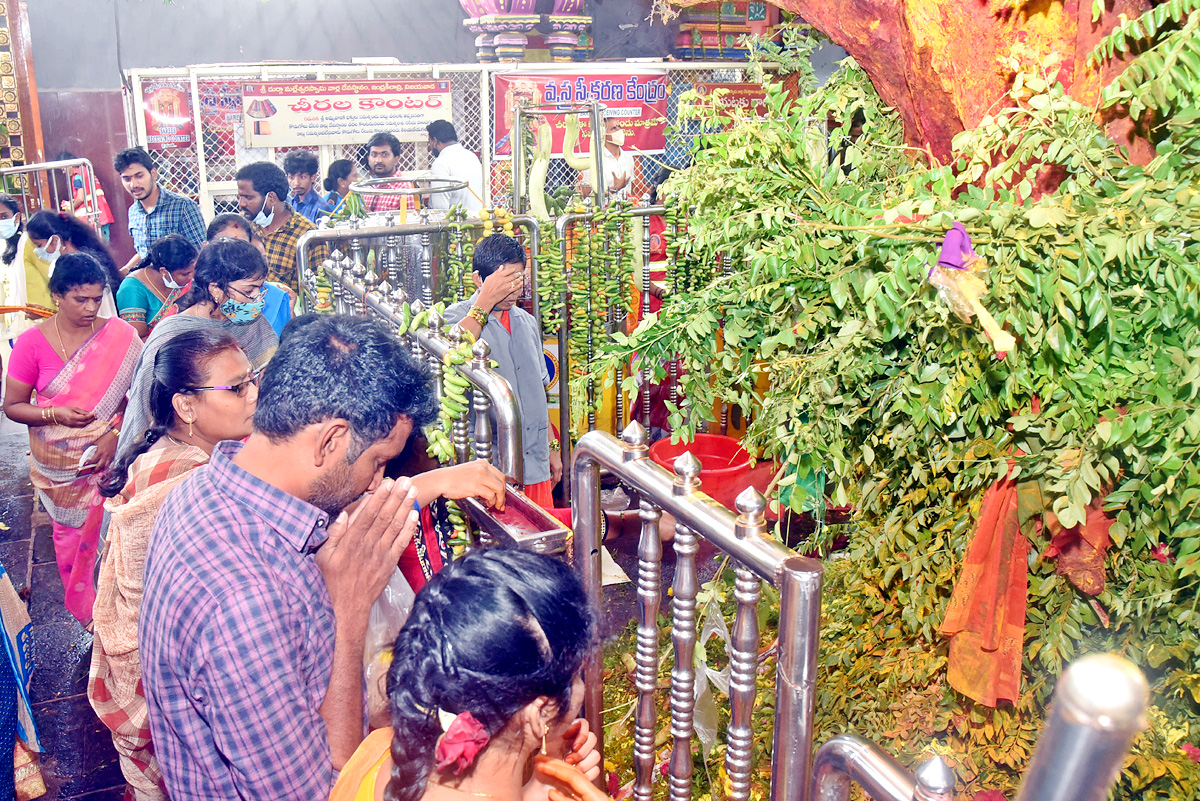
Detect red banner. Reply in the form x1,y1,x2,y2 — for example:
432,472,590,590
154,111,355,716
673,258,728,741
141,78,195,151
492,71,669,158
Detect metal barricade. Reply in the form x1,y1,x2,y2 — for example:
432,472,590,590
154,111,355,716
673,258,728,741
573,425,1150,801
295,212,544,327
315,246,523,483
572,422,823,801
0,158,106,232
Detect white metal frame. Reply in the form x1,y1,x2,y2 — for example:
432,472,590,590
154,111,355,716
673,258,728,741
124,61,762,216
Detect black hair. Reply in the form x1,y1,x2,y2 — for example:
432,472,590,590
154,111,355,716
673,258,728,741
144,233,199,275
472,233,526,280
235,161,289,206
182,237,267,309
649,165,676,206
205,212,253,242
425,120,457,143
323,158,355,193
47,251,108,296
99,330,242,497
367,132,402,157
279,312,324,343
0,193,22,265
254,315,437,459
113,146,155,174
383,549,596,801
27,210,122,295
283,150,320,177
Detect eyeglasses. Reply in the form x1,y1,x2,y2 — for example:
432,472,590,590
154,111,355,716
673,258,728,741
228,285,265,302
187,370,261,398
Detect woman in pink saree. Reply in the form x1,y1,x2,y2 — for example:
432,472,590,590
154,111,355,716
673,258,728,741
3,252,141,624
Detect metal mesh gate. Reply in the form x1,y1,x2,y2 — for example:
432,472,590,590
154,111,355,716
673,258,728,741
125,62,763,215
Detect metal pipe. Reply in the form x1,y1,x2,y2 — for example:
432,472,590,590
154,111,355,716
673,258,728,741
323,258,523,481
811,735,917,801
771,555,823,801
512,105,525,215
667,453,702,801
631,424,662,801
1014,653,1149,801
590,101,607,208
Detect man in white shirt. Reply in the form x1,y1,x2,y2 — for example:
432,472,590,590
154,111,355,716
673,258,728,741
426,121,484,212
580,116,638,203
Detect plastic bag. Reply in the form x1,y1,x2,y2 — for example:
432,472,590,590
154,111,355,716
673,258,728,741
364,568,415,726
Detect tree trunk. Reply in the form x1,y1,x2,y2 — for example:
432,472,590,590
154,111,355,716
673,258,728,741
674,0,1155,161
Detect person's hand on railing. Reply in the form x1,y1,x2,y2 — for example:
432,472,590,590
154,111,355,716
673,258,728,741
411,459,507,512
533,756,610,801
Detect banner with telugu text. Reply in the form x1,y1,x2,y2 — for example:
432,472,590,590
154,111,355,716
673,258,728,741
492,71,669,159
242,79,453,148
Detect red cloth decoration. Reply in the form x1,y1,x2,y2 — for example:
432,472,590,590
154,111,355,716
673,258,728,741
435,711,490,775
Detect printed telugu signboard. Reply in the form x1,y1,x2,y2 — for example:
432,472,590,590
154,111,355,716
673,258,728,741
141,78,195,151
492,71,669,158
693,83,768,118
242,80,453,148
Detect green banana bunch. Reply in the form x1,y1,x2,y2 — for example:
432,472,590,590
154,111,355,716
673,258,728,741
538,226,567,334
446,499,470,557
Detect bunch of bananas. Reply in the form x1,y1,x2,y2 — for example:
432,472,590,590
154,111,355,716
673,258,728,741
538,226,567,333
444,205,471,304
393,302,430,337
423,328,477,464
313,267,334,313
328,190,366,222
446,500,471,557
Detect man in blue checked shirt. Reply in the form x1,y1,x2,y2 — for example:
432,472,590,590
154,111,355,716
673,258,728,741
113,147,207,274
139,316,505,800
284,150,333,223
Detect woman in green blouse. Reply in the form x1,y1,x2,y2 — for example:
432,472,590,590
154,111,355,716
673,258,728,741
116,234,198,338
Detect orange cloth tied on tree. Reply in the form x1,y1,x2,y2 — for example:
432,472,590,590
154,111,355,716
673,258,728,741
940,470,1029,707
941,464,1115,707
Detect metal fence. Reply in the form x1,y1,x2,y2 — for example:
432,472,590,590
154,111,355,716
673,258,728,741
573,424,1151,801
0,157,106,233
125,62,761,216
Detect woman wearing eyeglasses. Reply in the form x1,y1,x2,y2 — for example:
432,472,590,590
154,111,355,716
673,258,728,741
114,237,278,477
92,328,258,800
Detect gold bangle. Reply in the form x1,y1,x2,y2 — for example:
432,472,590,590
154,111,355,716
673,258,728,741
50,407,58,425
468,305,489,327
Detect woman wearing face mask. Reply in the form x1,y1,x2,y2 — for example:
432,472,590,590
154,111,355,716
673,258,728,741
92,329,257,800
579,117,638,202
2,253,142,625
114,237,278,468
0,193,28,342
116,234,198,338
25,210,123,319
330,549,602,801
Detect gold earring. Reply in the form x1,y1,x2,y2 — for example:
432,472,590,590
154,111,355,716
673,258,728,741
188,418,194,437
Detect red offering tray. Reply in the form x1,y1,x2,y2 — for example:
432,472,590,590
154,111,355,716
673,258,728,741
461,485,570,554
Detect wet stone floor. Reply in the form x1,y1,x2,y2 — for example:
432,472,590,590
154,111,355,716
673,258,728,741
0,411,726,798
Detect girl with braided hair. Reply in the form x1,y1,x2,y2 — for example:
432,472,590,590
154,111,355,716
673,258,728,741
332,549,607,801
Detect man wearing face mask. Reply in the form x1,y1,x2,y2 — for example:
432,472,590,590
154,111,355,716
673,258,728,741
579,116,638,202
426,120,484,212
235,162,327,297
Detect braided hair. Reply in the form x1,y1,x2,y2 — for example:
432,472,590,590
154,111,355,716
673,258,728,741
99,329,241,497
384,549,596,801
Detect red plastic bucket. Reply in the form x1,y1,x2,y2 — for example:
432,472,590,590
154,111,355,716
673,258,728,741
648,433,764,511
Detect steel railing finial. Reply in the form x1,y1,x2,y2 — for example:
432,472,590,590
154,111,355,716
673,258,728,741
673,451,702,496
913,755,955,801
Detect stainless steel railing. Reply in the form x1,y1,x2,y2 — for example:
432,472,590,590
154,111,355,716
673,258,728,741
573,425,1150,801
0,158,106,234
295,212,544,327
572,422,823,801
315,252,523,482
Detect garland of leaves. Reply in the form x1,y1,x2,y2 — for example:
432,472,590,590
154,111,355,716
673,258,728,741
585,41,1200,800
